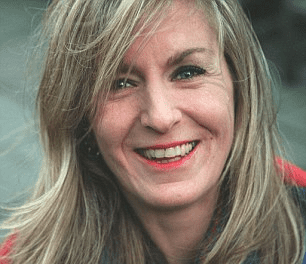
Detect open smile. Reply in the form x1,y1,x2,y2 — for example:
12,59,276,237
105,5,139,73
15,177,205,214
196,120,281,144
135,140,199,164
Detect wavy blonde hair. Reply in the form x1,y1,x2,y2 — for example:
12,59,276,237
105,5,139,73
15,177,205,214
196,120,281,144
1,0,304,263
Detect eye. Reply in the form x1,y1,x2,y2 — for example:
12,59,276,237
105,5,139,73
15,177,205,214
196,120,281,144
172,66,206,81
113,78,135,91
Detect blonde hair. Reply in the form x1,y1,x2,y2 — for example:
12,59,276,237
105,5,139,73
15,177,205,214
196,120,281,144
1,0,304,263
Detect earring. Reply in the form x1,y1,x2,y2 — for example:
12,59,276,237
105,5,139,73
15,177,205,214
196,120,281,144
82,135,101,160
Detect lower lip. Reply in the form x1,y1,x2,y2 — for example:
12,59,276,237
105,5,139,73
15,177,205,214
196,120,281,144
137,144,198,170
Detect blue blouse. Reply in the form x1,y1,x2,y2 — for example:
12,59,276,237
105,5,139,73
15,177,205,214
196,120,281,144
141,186,306,264
237,187,306,264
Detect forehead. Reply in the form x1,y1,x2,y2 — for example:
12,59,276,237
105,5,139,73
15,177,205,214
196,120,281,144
123,0,219,64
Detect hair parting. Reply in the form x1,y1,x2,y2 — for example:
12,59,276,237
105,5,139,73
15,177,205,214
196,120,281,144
1,0,304,263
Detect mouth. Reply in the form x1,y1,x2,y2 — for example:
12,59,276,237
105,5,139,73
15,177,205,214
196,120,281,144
135,140,199,164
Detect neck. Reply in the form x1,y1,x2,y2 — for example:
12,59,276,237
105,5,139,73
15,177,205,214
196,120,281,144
130,191,219,264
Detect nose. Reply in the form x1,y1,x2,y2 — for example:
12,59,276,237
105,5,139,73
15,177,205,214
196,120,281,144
140,83,182,134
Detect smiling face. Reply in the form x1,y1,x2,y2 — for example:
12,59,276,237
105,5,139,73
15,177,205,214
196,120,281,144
93,1,235,210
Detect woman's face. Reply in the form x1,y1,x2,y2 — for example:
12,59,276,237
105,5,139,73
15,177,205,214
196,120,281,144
93,1,234,210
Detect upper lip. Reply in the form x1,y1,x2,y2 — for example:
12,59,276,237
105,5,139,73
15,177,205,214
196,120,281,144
135,140,199,150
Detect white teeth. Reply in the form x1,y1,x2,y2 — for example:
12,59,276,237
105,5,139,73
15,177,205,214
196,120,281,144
181,144,186,156
146,150,152,159
141,141,197,160
175,146,181,156
158,156,182,164
155,149,165,158
165,147,176,158
149,149,155,158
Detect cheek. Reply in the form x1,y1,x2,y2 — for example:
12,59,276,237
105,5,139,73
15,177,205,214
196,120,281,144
93,100,138,153
182,86,235,137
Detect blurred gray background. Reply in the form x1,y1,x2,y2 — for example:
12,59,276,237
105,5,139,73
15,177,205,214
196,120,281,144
0,0,306,243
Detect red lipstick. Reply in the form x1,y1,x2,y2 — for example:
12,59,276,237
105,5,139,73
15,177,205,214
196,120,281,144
141,140,194,150
136,141,199,170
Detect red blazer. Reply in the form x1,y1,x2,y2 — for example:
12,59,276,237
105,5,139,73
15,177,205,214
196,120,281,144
276,158,306,186
1,160,305,263
0,234,15,264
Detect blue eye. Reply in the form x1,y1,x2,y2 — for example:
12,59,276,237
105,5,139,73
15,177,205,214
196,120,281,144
113,78,135,91
172,66,206,80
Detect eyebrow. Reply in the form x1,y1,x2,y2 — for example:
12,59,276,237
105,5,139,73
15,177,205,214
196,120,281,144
118,63,144,79
166,47,212,67
118,47,213,77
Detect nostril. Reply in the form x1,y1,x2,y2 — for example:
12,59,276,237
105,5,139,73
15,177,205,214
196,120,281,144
140,108,182,134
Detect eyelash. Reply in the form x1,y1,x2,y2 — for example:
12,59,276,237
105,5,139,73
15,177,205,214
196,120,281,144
113,65,206,91
114,79,135,90
171,65,206,81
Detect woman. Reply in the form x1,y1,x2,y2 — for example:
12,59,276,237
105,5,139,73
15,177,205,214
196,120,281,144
1,0,306,263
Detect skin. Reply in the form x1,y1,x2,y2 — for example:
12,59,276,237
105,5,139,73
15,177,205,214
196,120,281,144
93,1,234,263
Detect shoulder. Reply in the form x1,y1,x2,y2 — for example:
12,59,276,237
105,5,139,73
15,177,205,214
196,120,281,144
276,158,306,186
277,158,306,226
0,235,16,264
286,186,306,245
